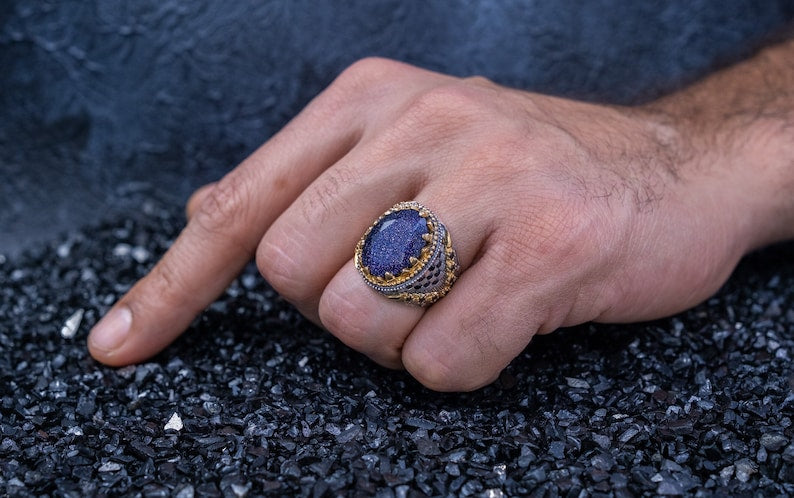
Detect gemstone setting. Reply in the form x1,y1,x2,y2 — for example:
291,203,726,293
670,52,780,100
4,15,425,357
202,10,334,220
360,209,429,278
355,201,459,306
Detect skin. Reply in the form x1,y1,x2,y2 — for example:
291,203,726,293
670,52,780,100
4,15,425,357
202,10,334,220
88,37,794,392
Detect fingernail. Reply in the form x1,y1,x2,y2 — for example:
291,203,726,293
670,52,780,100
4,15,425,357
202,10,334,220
89,305,132,352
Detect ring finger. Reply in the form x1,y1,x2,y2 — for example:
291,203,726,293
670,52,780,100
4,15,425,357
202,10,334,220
318,186,490,368
258,143,493,366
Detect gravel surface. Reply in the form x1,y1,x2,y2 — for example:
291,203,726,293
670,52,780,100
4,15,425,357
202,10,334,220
1,197,793,497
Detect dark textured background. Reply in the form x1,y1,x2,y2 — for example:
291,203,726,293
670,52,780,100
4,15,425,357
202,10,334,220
2,199,794,496
2,0,794,253
3,1,794,496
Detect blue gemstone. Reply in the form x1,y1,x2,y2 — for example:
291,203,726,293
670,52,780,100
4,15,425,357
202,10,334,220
362,209,429,278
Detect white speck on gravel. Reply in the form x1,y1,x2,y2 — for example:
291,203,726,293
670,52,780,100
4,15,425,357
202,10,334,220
60,309,84,339
565,377,591,389
735,459,757,483
98,461,122,472
165,412,183,431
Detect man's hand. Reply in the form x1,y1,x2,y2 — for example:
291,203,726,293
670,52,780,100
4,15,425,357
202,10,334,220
88,40,794,391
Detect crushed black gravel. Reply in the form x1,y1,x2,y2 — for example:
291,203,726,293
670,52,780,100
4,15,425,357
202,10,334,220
1,197,793,497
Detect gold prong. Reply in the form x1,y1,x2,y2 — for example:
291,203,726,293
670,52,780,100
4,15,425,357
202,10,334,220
384,272,394,280
422,233,433,242
419,210,430,218
409,257,419,265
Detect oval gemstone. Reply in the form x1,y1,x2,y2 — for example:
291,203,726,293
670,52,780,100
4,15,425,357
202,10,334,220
362,209,429,278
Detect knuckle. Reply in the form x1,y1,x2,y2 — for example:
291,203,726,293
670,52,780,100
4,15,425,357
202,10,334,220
144,258,195,310
323,57,404,105
461,75,494,88
404,347,469,392
185,183,218,220
404,318,505,392
336,57,403,87
373,84,489,158
391,82,505,148
256,234,311,302
298,165,360,224
192,173,251,237
407,84,484,122
318,288,374,352
186,184,208,208
309,56,407,129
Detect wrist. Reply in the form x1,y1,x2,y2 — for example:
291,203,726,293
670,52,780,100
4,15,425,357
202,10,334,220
735,118,794,246
641,91,794,252
649,37,794,249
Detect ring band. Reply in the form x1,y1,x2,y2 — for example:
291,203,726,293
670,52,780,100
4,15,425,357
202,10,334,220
355,201,460,306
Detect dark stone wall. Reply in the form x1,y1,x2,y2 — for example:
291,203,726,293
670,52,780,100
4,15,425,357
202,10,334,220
2,0,793,254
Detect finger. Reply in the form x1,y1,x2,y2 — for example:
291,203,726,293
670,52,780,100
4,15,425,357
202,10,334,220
315,193,492,368
401,253,543,392
88,94,368,366
315,264,415,369
185,182,216,220
89,58,455,366
255,67,459,321
255,144,426,323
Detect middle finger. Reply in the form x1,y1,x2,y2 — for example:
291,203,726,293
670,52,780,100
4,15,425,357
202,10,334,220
258,146,492,367
318,182,491,367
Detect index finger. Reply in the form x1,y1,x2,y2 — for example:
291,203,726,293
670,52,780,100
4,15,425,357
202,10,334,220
87,94,363,366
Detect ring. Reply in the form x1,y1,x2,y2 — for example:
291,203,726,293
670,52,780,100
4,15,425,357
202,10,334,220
355,201,460,306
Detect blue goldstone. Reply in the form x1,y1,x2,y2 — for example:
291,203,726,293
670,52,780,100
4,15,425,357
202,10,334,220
362,209,429,278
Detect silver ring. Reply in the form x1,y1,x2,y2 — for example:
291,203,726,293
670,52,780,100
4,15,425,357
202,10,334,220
354,201,460,306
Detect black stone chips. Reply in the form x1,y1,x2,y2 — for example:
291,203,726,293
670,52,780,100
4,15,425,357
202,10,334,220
1,198,793,496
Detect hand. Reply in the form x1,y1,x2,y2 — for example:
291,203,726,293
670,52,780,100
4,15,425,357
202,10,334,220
87,54,792,391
